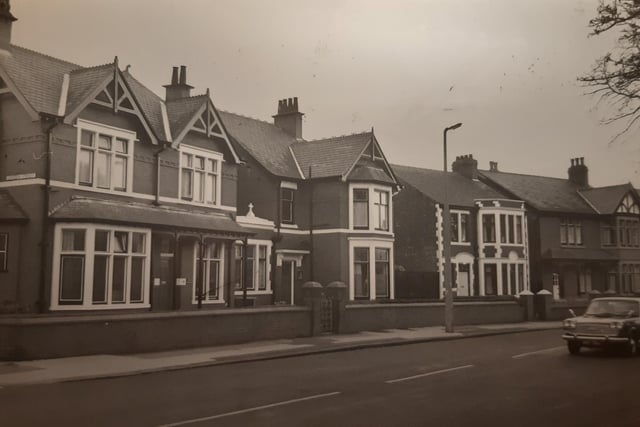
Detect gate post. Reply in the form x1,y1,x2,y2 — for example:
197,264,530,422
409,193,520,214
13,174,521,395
302,281,323,336
325,281,347,334
518,290,535,321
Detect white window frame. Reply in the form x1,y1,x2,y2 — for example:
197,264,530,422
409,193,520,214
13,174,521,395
179,145,223,207
560,218,583,246
50,223,151,310
451,210,470,245
348,238,394,300
75,119,135,193
193,240,225,304
348,183,393,234
234,239,273,295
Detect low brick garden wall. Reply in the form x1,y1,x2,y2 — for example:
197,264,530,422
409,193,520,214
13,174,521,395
0,306,311,361
342,301,525,333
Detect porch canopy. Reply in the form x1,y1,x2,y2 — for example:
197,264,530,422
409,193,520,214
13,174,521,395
50,196,251,239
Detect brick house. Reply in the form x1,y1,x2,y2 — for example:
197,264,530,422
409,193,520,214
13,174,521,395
480,158,640,301
392,154,529,299
0,6,252,314
219,99,399,304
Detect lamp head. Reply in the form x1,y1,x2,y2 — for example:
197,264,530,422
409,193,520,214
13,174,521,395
447,122,462,131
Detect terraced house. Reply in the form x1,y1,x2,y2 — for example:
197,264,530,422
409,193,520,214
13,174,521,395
392,155,529,300
0,7,251,314
480,158,640,302
221,99,399,304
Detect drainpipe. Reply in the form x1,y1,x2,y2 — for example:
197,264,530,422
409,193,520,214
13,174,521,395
38,113,61,313
308,166,314,280
197,234,204,309
272,183,282,304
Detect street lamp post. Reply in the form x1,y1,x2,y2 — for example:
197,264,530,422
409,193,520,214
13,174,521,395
443,122,462,333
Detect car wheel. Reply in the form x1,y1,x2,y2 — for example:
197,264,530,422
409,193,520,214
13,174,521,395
567,341,581,355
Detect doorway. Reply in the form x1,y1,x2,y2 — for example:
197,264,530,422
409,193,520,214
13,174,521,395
282,260,296,305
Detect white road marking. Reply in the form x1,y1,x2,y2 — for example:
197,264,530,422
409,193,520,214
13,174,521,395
158,391,341,427
512,346,565,359
385,364,474,384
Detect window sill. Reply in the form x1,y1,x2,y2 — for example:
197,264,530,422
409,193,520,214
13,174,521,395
280,223,298,229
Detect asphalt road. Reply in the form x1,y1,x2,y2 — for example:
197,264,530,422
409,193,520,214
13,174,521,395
2,329,639,427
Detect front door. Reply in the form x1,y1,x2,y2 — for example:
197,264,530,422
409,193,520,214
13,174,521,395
281,260,295,305
152,234,175,311
458,270,470,296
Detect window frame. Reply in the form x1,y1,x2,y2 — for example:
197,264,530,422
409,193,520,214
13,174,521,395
349,184,393,233
560,218,584,247
75,120,135,193
451,210,470,244
280,187,295,225
233,239,273,295
178,145,223,207
194,240,224,303
51,223,151,310
349,239,394,300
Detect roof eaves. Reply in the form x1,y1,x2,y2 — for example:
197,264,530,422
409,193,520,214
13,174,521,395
288,145,306,179
341,132,373,181
0,64,39,120
577,190,601,214
208,99,242,164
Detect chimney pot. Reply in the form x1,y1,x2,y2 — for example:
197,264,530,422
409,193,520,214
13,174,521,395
171,67,179,85
568,156,588,187
179,65,187,85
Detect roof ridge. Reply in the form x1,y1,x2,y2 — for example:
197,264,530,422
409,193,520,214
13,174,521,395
304,130,371,143
166,93,208,103
579,182,632,192
218,109,275,126
479,169,571,182
69,62,114,74
9,44,83,68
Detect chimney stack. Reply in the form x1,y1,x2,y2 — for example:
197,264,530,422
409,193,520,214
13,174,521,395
163,65,194,102
0,0,16,50
452,154,478,180
273,97,304,139
489,161,498,172
568,157,589,188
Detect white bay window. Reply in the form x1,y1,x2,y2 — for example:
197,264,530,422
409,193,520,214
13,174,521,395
52,224,151,310
349,184,392,232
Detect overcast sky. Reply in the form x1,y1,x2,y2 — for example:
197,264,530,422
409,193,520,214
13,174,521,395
13,0,640,186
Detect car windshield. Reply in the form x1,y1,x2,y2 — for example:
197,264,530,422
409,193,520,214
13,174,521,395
585,300,639,318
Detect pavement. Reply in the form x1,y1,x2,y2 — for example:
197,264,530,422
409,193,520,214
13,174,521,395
0,321,562,387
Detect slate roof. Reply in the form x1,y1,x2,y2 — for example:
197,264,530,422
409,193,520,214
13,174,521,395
349,164,396,184
392,164,505,207
579,183,635,214
479,170,594,214
51,197,250,236
122,71,168,141
292,132,372,179
66,64,113,115
166,95,208,141
0,190,28,221
0,45,81,115
218,110,302,179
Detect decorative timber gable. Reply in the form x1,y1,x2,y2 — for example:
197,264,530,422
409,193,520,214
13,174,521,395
64,57,159,145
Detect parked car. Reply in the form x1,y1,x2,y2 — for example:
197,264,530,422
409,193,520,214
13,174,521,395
562,297,640,356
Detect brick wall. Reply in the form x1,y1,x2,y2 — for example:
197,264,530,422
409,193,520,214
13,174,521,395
0,306,311,361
